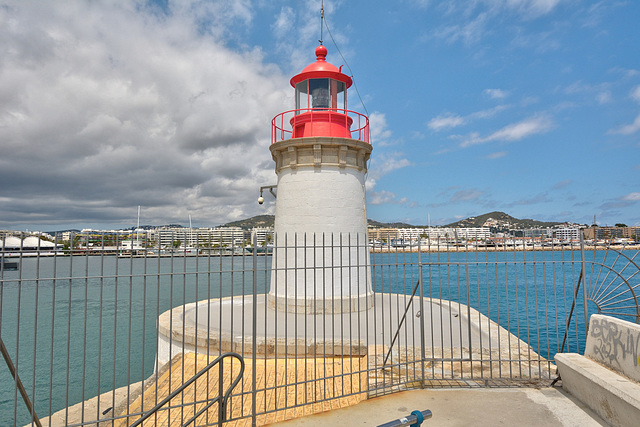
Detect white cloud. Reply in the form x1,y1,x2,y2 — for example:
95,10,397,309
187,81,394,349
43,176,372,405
552,179,572,190
487,116,553,140
469,105,510,119
428,0,568,45
450,189,483,202
366,154,412,192
610,67,640,78
511,0,565,19
0,1,290,228
428,105,508,132
271,0,344,72
631,85,640,103
368,190,408,205
596,91,612,104
428,113,465,131
484,88,509,99
369,111,394,145
433,12,489,45
610,113,640,135
485,151,507,159
460,115,554,147
621,192,640,202
272,7,295,39
509,193,551,206
377,157,412,176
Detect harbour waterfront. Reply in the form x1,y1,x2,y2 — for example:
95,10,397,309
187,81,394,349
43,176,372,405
0,248,637,426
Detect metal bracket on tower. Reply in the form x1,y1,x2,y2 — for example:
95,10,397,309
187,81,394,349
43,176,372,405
258,185,277,204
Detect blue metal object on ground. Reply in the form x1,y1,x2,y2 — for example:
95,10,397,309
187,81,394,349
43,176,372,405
377,409,432,427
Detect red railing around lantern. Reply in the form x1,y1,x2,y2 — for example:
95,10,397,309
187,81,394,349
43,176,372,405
271,108,370,144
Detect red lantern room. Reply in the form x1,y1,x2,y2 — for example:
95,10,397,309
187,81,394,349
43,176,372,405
271,45,369,143
290,45,353,138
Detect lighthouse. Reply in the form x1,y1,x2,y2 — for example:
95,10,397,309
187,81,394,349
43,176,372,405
268,44,373,314
156,37,488,366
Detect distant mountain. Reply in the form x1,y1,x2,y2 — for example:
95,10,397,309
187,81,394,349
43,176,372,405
221,212,573,231
46,212,573,235
444,211,565,229
367,219,415,228
223,215,275,230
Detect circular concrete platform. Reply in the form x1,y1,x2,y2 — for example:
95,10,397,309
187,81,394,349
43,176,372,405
157,293,499,365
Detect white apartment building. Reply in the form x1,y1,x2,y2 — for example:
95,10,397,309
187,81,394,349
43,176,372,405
523,229,554,238
449,227,491,240
251,227,273,246
157,227,245,248
553,228,580,241
392,227,491,241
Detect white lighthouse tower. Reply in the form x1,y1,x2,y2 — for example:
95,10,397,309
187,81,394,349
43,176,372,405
156,36,486,366
268,44,373,315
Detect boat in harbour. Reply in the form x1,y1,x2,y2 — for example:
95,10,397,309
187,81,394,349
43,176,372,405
1,258,18,271
244,244,274,254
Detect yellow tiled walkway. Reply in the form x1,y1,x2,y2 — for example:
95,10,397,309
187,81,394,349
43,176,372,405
116,353,367,426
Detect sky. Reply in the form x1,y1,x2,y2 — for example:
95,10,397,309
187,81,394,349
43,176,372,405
1,0,639,231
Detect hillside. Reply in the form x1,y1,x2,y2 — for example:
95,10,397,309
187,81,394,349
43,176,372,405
223,215,275,230
444,211,565,229
222,216,417,230
367,219,415,229
222,212,574,231
96,212,575,232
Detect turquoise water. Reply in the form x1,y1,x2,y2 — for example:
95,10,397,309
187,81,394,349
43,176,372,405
0,254,270,426
1,249,637,426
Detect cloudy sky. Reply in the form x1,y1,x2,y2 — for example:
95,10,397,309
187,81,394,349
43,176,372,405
1,0,639,231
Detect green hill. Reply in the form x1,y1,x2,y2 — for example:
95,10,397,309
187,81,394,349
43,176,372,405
223,215,275,230
444,211,564,229
221,211,572,231
367,219,415,228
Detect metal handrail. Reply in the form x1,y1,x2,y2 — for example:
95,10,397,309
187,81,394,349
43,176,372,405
382,279,421,367
130,352,244,427
271,108,369,144
0,336,42,427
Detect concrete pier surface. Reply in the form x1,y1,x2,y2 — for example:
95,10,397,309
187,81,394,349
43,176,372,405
271,386,607,427
158,293,541,365
37,383,607,427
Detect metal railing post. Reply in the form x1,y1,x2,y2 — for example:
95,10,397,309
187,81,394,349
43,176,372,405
0,336,42,427
129,352,244,427
580,232,589,335
251,233,258,427
418,259,425,388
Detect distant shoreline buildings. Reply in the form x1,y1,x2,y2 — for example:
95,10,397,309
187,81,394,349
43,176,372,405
1,224,639,255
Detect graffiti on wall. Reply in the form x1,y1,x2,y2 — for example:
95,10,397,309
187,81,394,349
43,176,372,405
589,317,640,369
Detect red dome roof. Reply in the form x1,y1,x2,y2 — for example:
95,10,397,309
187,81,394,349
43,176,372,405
290,45,352,88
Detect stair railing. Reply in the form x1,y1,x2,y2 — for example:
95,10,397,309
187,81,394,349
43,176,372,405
130,351,245,427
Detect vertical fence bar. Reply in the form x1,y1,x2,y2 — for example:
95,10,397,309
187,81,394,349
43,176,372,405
251,233,258,427
580,232,589,335
0,336,42,427
418,260,425,387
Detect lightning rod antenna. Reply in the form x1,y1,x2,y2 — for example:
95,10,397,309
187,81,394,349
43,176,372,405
319,1,324,45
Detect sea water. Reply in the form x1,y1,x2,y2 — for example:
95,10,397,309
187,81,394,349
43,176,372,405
0,249,637,425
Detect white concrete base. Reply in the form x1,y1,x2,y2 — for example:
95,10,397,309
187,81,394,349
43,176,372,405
555,353,640,427
155,293,543,372
266,291,374,314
